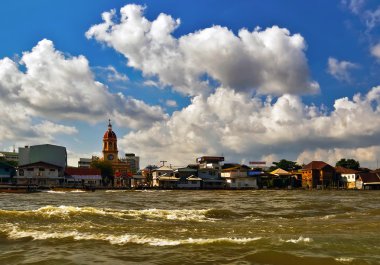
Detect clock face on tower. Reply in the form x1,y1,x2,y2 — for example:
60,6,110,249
107,154,114,161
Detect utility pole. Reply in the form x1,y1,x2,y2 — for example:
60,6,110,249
160,160,167,167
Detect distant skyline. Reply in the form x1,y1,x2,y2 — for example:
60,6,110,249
1,0,380,168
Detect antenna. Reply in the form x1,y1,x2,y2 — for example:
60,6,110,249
160,160,167,166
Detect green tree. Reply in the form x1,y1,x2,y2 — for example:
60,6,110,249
269,159,302,171
91,160,114,186
336,158,360,170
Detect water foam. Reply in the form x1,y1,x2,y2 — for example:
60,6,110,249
4,225,262,246
42,190,67,194
320,214,336,220
1,206,216,222
281,236,313,244
335,257,354,263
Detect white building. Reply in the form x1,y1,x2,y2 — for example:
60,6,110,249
17,161,63,187
221,165,258,189
335,166,359,189
152,166,174,187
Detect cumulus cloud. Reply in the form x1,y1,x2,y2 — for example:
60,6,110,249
327,57,359,82
86,4,319,96
371,43,380,59
0,101,77,146
0,39,166,129
297,146,380,168
119,86,380,167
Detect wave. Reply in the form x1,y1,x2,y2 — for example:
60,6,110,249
41,190,67,194
204,209,243,219
2,225,262,246
320,214,337,220
0,206,219,222
335,257,354,263
280,236,313,244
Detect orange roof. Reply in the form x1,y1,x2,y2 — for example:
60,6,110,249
335,166,359,174
303,161,333,170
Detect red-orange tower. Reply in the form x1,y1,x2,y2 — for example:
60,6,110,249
102,119,118,163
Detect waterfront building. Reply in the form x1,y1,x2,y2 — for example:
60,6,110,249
18,144,67,169
65,167,102,187
177,175,202,189
335,166,359,189
16,161,63,187
301,161,336,189
196,156,225,188
197,156,224,171
356,172,380,190
270,168,293,188
151,166,175,187
197,167,224,188
221,165,258,189
130,172,147,188
0,161,16,184
102,120,129,187
175,166,200,189
175,166,198,180
156,174,179,189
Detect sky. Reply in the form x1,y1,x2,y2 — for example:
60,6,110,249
1,0,380,168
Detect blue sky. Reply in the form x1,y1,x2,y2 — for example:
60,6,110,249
1,1,380,168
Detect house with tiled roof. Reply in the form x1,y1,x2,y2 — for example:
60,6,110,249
16,161,63,187
302,161,336,189
335,166,359,189
65,167,102,187
356,172,380,190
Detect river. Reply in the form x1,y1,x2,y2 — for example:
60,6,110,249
0,190,379,264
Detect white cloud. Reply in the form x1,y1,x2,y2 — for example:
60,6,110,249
297,146,380,168
0,101,77,145
342,0,365,15
371,43,380,59
0,39,167,130
95,65,128,82
342,0,380,32
165,100,177,107
365,6,380,31
119,86,380,168
86,4,319,96
327,57,359,82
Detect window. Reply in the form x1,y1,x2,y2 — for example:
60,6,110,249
27,168,34,171
50,169,55,172
39,168,45,171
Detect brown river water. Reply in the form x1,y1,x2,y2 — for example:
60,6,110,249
0,190,379,265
